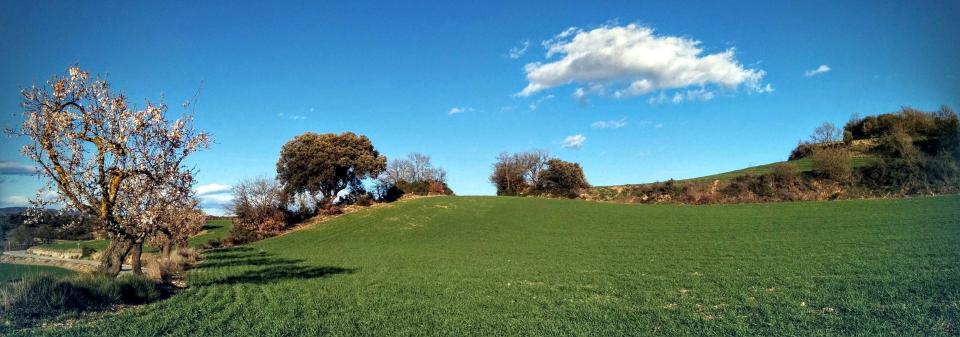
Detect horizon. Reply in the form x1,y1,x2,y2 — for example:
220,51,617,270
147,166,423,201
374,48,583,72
1,1,958,215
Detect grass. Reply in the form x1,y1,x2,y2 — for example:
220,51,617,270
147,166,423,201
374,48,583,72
187,219,233,247
36,239,110,252
0,263,75,282
18,196,960,336
683,157,875,182
34,220,233,255
593,157,876,191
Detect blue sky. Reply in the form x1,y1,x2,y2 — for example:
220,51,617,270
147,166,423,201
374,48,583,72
1,1,958,214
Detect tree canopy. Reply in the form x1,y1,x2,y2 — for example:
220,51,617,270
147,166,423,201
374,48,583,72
276,132,386,208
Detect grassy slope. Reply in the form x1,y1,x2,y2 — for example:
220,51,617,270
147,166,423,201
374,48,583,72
35,220,233,253
594,157,875,190
683,157,874,182
187,219,233,247
29,196,960,336
0,263,75,282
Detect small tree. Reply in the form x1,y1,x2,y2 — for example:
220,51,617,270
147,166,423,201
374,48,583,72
490,152,527,196
536,159,590,198
230,177,288,239
276,132,386,211
811,122,841,144
9,66,210,277
489,150,551,196
376,153,452,199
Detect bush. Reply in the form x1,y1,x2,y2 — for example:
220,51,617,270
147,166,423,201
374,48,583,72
1,273,162,327
374,182,405,202
226,223,261,245
231,177,290,238
810,147,852,181
114,274,163,304
770,163,798,187
535,159,590,198
356,193,374,206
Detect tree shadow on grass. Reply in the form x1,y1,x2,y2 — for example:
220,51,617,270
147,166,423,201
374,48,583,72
195,247,355,286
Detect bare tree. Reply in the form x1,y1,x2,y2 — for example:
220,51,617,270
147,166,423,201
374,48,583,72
10,66,210,277
489,150,551,195
408,153,432,182
810,122,841,144
490,152,528,196
383,158,414,184
231,177,288,238
516,150,550,187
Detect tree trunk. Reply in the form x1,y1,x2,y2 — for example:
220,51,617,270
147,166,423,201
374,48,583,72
131,241,143,275
161,242,172,259
98,235,134,277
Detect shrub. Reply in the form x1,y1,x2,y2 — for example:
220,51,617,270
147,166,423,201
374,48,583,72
114,274,163,304
355,193,374,206
321,204,343,216
788,142,817,160
535,159,590,198
231,177,290,238
770,163,798,187
226,223,261,245
810,147,852,181
374,181,405,202
683,182,716,204
747,175,776,198
1,273,162,327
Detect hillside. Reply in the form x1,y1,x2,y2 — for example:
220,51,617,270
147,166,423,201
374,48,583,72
597,156,874,189
28,196,960,336
680,156,874,183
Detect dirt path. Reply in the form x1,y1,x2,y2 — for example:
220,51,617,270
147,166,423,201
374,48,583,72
1,250,133,274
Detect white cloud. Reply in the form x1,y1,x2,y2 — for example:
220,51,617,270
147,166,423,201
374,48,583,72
573,84,605,103
518,23,769,101
277,112,307,120
198,193,233,205
1,195,30,208
448,107,475,115
648,86,757,105
561,134,586,149
195,183,233,213
591,118,627,129
195,183,232,196
0,161,38,175
804,64,831,77
507,40,530,59
528,94,555,111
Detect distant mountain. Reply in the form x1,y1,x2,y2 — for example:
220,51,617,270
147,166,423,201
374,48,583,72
0,207,70,216
0,207,28,215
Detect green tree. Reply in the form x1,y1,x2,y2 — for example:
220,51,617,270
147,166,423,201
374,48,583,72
536,159,590,198
276,132,386,210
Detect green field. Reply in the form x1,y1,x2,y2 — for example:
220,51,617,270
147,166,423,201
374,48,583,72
0,263,75,282
187,219,233,247
34,219,233,255
19,196,960,336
